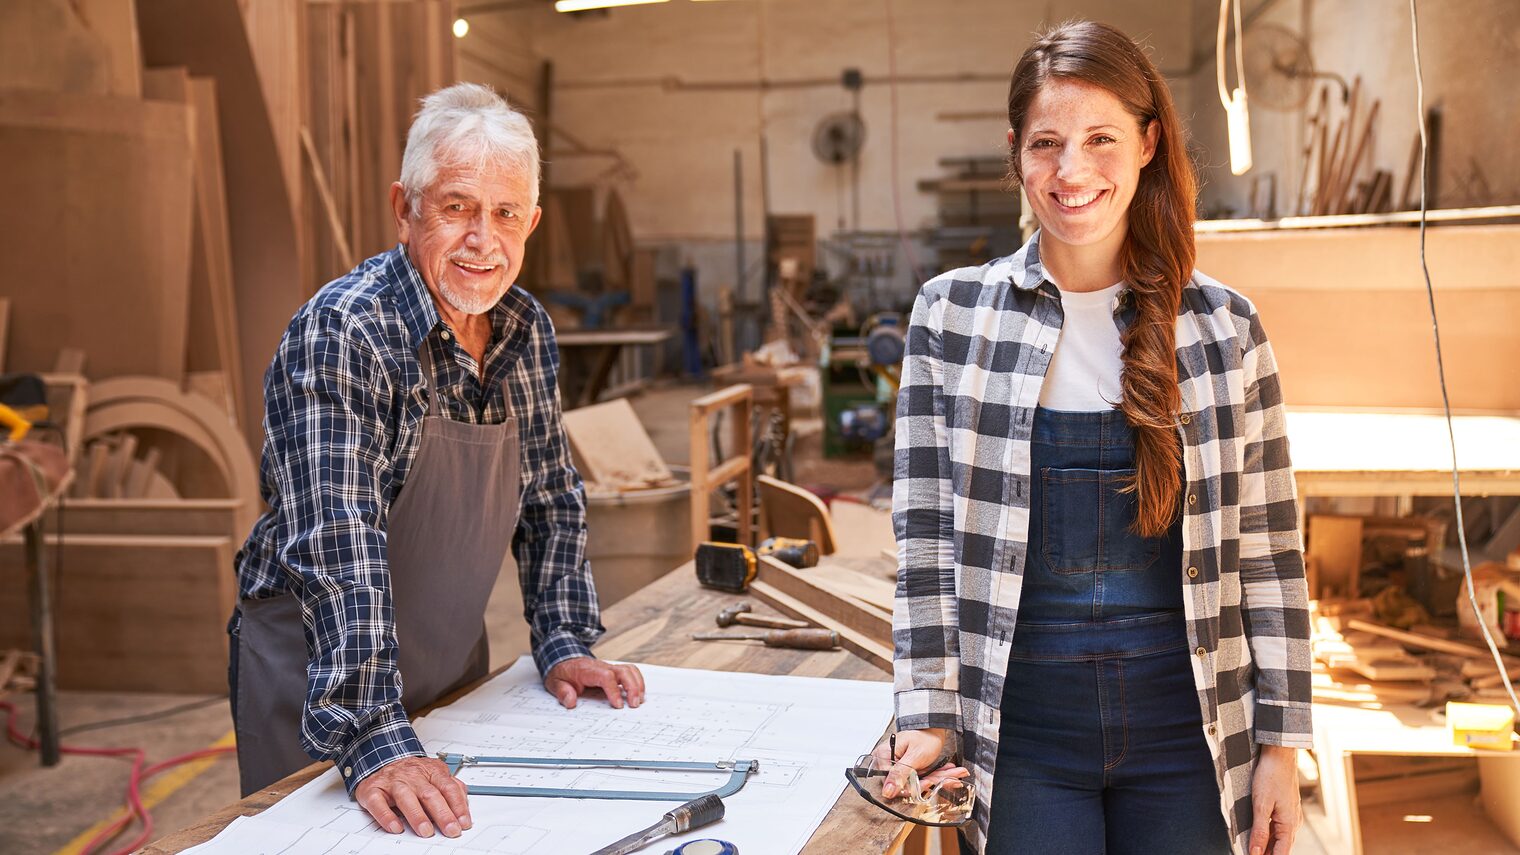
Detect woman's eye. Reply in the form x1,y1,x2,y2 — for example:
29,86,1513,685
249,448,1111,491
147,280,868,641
1092,135,1117,145
1029,139,1056,149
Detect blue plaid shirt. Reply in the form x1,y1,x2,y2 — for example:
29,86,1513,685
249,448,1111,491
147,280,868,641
235,245,603,792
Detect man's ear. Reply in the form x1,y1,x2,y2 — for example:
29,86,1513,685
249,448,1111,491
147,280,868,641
389,182,411,244
524,205,543,239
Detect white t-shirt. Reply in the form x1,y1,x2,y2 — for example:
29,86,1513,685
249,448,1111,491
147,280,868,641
1038,281,1126,411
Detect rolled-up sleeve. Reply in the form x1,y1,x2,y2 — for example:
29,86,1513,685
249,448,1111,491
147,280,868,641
1235,310,1313,748
262,307,424,792
891,286,962,733
512,312,605,677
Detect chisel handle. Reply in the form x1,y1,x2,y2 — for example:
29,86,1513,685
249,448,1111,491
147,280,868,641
761,628,840,650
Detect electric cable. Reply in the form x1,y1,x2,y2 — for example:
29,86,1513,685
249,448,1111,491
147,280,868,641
60,695,226,738
882,0,927,288
1408,0,1520,715
0,699,235,855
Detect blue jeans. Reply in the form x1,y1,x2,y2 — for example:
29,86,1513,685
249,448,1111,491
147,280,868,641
977,614,1231,855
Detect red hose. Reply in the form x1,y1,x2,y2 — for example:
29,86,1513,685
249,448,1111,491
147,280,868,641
1,699,235,855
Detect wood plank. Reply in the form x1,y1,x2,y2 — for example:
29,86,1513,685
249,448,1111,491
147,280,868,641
0,89,194,380
562,397,673,490
0,535,235,693
49,498,240,539
755,556,892,644
186,78,246,425
1347,619,1520,664
0,297,8,371
138,0,306,445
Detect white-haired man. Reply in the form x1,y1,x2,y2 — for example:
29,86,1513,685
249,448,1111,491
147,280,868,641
230,83,644,839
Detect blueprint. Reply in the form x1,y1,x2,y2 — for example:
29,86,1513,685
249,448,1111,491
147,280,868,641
182,658,892,855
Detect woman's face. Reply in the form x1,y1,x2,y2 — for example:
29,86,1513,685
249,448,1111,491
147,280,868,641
1012,78,1158,256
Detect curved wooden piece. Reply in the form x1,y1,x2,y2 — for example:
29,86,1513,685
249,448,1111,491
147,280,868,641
757,474,838,556
84,377,260,537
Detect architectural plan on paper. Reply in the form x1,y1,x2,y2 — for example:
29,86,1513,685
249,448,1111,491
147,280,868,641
182,658,892,855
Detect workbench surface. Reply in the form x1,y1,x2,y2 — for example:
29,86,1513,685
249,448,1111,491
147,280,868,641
143,562,907,854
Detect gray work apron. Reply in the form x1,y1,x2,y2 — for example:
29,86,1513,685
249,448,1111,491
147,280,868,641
233,345,521,795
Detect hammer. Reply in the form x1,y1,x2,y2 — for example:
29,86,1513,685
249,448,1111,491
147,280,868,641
716,601,810,630
692,628,841,650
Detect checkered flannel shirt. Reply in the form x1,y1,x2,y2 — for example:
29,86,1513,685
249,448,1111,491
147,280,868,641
892,232,1313,854
234,245,603,793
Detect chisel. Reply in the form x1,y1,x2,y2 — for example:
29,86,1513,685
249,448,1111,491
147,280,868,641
690,628,840,650
589,794,726,855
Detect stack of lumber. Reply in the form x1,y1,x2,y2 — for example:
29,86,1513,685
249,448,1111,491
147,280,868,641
1312,600,1520,707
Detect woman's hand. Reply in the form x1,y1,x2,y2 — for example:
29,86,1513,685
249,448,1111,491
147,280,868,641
1249,745,1302,855
874,728,969,800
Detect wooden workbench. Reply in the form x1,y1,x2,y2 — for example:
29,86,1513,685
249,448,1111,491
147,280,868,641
143,562,909,854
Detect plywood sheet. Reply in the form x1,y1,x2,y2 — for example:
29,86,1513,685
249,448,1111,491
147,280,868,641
138,0,305,445
0,0,115,95
0,89,193,379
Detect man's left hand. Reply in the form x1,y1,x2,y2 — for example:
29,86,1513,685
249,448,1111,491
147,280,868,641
543,657,645,709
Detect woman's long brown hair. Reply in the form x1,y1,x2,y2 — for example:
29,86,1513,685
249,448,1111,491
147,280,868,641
1006,20,1198,536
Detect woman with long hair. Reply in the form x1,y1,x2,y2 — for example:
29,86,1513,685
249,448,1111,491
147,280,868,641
882,20,1311,855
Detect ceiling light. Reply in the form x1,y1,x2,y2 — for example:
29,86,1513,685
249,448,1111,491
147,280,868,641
453,17,469,38
555,0,669,12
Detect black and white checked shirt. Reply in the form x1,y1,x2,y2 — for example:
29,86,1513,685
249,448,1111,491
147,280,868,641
892,232,1313,854
235,246,603,791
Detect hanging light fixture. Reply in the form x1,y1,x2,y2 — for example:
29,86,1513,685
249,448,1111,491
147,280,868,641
555,0,669,12
452,17,470,38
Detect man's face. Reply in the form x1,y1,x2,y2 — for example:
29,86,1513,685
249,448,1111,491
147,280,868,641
392,161,542,317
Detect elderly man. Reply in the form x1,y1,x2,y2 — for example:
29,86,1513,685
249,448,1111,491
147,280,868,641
230,82,644,839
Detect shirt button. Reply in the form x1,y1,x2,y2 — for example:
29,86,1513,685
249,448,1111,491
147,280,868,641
1195,646,1208,657
1180,413,1191,425
441,330,452,340
1187,566,1199,579
1188,493,1197,505
1208,724,1217,736
343,766,353,777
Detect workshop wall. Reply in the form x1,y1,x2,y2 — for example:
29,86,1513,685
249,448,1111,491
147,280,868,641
1188,0,1520,219
460,0,1198,245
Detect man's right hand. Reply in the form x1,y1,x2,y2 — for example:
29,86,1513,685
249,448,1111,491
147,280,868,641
354,756,472,838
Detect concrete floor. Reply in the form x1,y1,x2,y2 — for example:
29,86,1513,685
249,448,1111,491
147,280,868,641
0,381,1353,854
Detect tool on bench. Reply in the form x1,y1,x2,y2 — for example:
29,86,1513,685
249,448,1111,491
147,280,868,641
437,754,758,800
716,601,810,630
589,794,727,855
692,628,841,650
758,536,819,569
695,538,819,594
665,840,740,855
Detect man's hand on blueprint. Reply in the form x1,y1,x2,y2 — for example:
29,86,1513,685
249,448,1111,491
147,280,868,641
353,755,472,839
543,656,646,709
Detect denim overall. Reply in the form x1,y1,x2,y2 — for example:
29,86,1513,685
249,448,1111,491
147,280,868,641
979,408,1230,855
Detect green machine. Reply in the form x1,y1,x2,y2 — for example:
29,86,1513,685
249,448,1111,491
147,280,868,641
820,313,904,458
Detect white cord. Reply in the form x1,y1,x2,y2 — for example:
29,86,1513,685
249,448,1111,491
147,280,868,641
1216,0,1232,107
1409,0,1520,715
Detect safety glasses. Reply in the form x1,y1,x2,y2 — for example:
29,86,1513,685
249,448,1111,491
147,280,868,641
843,750,975,827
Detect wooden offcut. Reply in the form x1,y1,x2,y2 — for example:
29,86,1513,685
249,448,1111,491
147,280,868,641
757,474,839,556
562,398,673,491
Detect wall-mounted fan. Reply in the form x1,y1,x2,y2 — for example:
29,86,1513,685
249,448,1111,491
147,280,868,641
812,112,866,165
